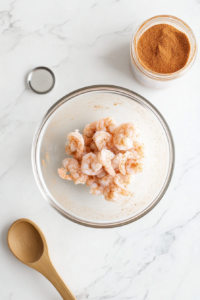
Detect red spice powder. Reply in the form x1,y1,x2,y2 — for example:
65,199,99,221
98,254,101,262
137,24,190,74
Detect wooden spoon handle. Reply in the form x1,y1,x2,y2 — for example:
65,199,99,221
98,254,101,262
34,256,76,300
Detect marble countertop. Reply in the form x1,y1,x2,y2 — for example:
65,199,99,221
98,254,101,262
1,0,200,299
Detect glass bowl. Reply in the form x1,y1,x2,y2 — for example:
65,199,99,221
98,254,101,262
130,15,197,88
32,85,174,228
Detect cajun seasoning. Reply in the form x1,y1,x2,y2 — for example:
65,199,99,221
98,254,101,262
137,24,190,74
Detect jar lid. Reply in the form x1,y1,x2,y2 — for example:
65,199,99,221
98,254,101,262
27,67,55,94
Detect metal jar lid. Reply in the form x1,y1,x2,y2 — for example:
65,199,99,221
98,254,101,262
27,67,55,94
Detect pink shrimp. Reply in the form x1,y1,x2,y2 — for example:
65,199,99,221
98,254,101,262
65,130,84,159
113,123,136,150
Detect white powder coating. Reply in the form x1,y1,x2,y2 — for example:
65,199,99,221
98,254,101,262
36,91,171,224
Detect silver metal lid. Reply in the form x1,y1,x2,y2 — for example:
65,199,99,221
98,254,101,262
27,67,55,94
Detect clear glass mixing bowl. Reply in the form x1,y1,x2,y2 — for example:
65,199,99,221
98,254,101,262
32,85,175,228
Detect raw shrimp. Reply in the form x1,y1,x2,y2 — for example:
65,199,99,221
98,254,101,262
86,176,95,186
94,117,117,134
63,158,88,184
83,123,98,148
84,137,93,147
90,182,104,195
58,168,72,181
77,146,91,161
63,158,79,176
82,146,91,155
103,184,130,201
111,152,134,175
98,174,113,187
118,151,134,175
74,173,89,184
114,173,133,189
90,141,98,152
123,142,144,174
110,146,121,155
83,124,94,146
88,178,105,196
113,123,136,150
83,124,95,139
125,159,143,174
96,169,107,178
123,141,143,160
132,141,144,159
81,153,102,175
98,149,115,176
93,131,113,151
58,158,88,184
111,154,121,172
65,130,84,159
104,117,117,134
58,117,144,201
84,117,117,139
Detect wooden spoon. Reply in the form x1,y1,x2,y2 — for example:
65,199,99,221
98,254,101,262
7,218,76,300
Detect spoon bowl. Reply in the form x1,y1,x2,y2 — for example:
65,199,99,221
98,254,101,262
7,219,76,300
8,220,44,263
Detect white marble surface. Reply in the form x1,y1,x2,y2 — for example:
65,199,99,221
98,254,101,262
0,0,200,299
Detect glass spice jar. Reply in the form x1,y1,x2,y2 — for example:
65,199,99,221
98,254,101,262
130,15,197,88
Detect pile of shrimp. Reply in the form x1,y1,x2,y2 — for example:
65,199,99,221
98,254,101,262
58,117,144,201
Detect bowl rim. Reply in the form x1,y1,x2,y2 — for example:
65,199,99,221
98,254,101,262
32,85,175,228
